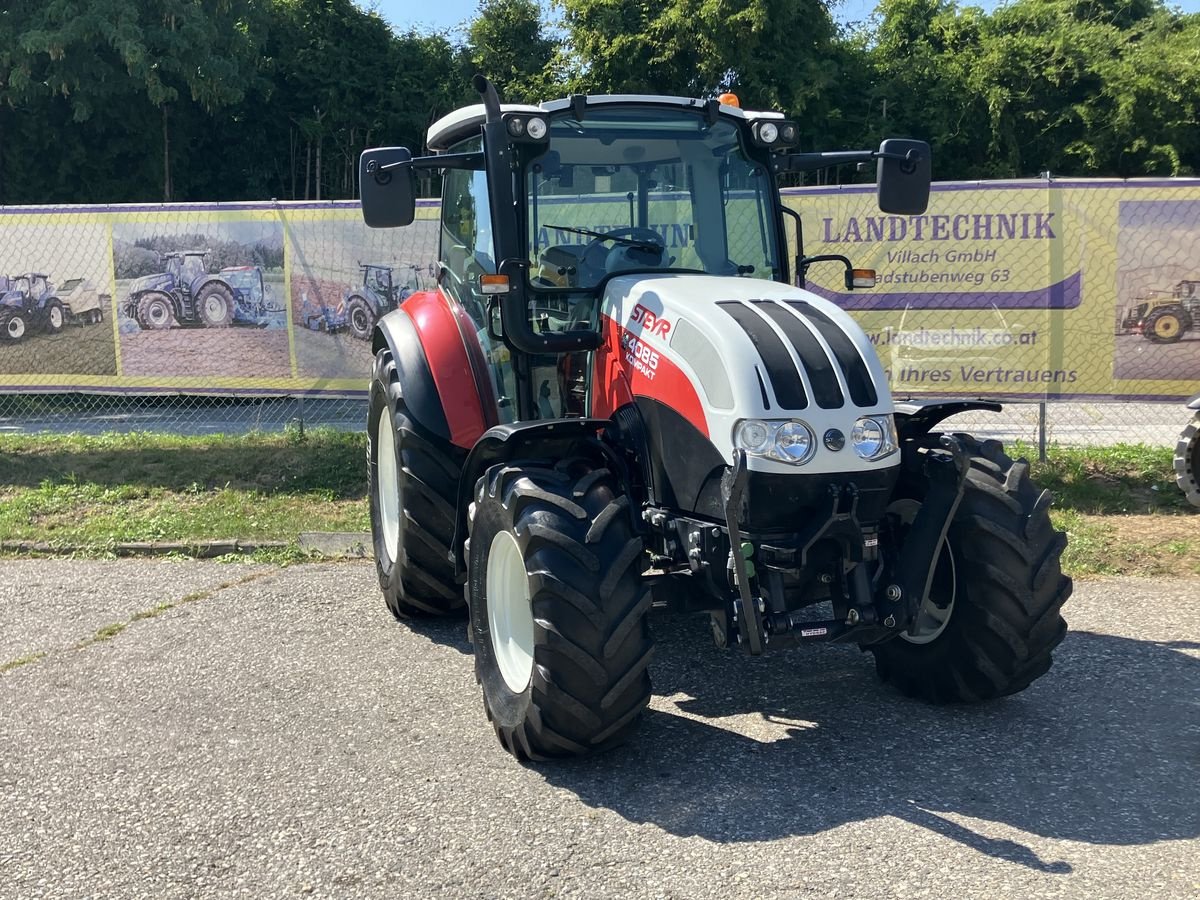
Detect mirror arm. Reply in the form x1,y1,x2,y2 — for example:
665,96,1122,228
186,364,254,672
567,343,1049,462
380,151,484,173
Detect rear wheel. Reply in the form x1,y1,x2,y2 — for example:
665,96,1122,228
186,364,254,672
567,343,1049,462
346,296,375,341
1,310,28,342
467,458,652,760
44,299,65,334
197,283,234,327
136,294,174,330
1144,307,1186,343
368,347,464,618
870,436,1071,702
1175,412,1200,508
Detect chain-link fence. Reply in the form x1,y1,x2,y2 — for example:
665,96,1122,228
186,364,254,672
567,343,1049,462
1,182,1198,447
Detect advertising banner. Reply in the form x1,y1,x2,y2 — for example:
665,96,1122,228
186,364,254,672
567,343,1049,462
1,180,1198,400
0,201,439,396
785,179,1200,400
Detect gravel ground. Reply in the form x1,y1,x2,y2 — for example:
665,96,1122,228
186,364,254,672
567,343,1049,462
1,560,1197,899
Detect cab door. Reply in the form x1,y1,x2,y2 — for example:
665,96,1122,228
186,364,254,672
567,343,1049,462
438,144,518,426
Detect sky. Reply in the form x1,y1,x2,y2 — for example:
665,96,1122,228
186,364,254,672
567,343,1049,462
364,0,1200,35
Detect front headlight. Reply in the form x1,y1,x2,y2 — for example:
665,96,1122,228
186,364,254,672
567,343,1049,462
852,415,898,460
733,419,815,465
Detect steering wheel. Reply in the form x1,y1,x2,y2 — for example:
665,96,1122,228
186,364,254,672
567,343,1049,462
580,227,667,279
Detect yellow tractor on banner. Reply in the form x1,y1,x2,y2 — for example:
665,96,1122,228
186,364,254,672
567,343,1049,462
1120,279,1200,343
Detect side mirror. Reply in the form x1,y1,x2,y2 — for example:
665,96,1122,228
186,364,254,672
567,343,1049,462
876,139,931,215
360,147,416,228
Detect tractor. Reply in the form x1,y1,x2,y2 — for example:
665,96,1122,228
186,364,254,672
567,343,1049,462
1176,392,1200,508
121,251,271,330
1121,279,1200,343
358,78,1072,761
344,263,421,340
0,273,66,343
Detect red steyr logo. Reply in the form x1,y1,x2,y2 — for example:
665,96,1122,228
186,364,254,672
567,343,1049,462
629,303,671,339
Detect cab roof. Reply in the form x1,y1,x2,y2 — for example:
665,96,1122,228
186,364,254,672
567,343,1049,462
426,94,784,152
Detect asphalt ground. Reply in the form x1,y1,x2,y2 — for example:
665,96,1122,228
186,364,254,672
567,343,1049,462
2,560,1198,899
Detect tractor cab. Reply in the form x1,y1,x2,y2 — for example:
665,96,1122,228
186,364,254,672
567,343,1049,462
360,263,396,305
356,79,1069,762
164,252,209,294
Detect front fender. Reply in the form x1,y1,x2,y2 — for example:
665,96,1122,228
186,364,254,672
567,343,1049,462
451,418,624,578
894,399,1004,442
371,308,453,444
1187,392,1200,410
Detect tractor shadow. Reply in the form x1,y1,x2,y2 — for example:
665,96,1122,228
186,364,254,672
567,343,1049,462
536,620,1200,872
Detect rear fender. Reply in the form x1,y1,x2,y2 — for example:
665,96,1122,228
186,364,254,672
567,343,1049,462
894,399,1004,442
451,418,630,578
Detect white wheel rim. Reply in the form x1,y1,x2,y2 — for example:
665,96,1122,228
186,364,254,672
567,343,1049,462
376,406,400,562
49,307,63,328
7,317,24,339
205,296,225,318
890,498,958,645
487,530,535,692
151,303,169,326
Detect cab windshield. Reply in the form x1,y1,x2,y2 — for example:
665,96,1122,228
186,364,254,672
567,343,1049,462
526,108,780,290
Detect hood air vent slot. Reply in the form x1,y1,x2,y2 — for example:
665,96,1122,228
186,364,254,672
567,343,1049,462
718,301,807,410
751,300,844,409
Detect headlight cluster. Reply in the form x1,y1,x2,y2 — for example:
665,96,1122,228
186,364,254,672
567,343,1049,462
504,114,549,142
734,415,897,464
751,119,800,149
734,419,816,464
851,415,898,460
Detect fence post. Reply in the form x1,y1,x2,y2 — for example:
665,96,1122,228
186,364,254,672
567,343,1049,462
1038,401,1048,462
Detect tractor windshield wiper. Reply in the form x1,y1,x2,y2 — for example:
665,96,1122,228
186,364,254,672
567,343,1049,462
543,224,658,250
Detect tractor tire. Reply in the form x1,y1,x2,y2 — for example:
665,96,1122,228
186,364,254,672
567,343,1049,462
136,293,174,330
197,283,235,328
368,347,464,618
43,299,66,334
346,296,376,341
467,458,653,761
1,309,28,342
1175,412,1200,508
1143,306,1187,344
869,435,1071,703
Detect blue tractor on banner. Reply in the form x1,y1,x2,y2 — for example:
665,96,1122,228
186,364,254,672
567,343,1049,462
122,250,274,330
0,273,67,342
302,262,421,340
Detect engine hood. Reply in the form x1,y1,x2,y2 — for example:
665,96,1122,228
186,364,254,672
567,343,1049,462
599,274,897,475
129,273,172,295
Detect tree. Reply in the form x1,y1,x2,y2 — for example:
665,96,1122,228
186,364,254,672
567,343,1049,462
467,0,558,102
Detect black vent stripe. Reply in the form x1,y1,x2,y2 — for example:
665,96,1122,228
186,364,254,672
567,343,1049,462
752,300,844,409
718,301,807,410
786,301,878,407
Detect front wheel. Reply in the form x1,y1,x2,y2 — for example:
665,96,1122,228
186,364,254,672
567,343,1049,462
1175,412,1200,508
467,458,652,760
368,347,464,617
1,310,28,342
869,436,1072,702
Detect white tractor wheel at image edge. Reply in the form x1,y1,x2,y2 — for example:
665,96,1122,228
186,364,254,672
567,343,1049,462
1175,412,1200,508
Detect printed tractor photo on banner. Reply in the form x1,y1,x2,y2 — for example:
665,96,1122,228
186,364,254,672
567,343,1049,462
1114,199,1200,384
112,219,289,380
286,210,438,385
0,220,117,379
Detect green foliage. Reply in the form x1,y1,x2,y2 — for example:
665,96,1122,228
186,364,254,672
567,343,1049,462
0,0,1196,202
